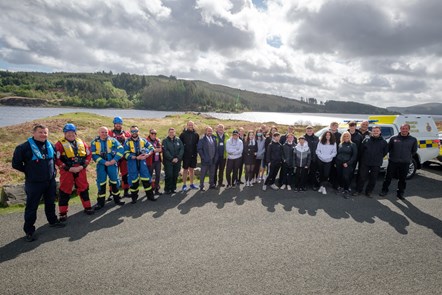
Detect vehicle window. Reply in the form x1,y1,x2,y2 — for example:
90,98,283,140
315,127,347,139
369,126,394,139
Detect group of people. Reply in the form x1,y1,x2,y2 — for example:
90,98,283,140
12,117,417,242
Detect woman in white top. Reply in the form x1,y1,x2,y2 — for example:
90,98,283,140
225,130,244,188
315,131,337,195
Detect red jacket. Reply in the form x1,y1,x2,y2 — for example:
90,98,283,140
108,129,130,145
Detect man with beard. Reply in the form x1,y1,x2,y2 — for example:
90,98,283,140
124,126,155,204
108,116,130,198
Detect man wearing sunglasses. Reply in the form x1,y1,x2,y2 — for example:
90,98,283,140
124,126,155,203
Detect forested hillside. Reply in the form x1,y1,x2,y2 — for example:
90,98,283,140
0,71,393,114
387,103,442,115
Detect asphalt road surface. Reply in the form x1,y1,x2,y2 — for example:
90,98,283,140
1,164,441,294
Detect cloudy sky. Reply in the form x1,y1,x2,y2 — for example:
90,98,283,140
1,0,441,108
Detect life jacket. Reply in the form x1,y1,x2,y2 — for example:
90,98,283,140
109,129,128,144
59,138,87,158
28,137,54,161
93,137,113,155
128,138,145,154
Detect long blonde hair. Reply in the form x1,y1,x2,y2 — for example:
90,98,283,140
340,131,353,144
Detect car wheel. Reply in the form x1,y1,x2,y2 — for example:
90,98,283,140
406,158,417,179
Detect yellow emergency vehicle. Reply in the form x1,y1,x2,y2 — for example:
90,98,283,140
368,115,440,178
315,115,440,178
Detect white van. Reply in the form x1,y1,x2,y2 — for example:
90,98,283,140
315,115,440,178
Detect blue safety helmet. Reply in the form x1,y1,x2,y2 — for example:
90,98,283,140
113,116,123,124
63,123,77,133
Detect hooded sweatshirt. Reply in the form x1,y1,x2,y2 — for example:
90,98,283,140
316,142,337,163
293,143,311,168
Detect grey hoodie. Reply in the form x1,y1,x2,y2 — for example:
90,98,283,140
293,143,311,168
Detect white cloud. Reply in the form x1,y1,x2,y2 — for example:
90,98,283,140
0,0,441,108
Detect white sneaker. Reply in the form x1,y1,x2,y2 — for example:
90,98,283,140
287,185,292,191
318,186,324,193
262,185,267,191
282,185,287,190
271,184,279,190
322,187,327,195
246,181,250,187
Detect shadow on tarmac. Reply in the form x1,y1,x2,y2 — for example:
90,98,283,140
1,165,441,263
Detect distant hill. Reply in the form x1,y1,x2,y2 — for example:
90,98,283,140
323,100,394,115
387,103,442,116
0,71,394,114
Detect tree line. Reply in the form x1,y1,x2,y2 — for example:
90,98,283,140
0,71,393,114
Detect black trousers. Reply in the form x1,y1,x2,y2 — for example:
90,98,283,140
382,161,409,195
356,164,381,194
265,162,281,186
336,162,354,191
317,160,333,187
226,158,242,186
237,157,244,183
24,179,58,235
308,160,319,189
164,161,181,191
280,163,294,186
295,167,308,189
329,159,339,189
214,157,226,186
253,158,262,179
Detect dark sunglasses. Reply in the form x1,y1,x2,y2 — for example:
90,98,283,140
150,132,157,135
130,130,139,133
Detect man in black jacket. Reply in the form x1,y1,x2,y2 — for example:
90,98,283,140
12,124,65,242
304,126,320,190
379,124,418,199
357,120,371,139
353,126,388,197
263,133,283,191
179,121,200,191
